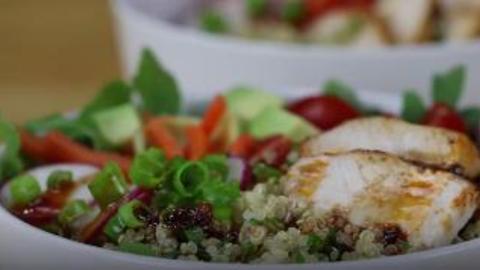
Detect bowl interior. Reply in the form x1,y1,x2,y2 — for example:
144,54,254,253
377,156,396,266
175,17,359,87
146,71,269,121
2,89,480,269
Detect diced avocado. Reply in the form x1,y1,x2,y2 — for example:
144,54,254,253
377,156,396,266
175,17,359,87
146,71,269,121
225,87,283,124
92,104,142,146
249,107,319,142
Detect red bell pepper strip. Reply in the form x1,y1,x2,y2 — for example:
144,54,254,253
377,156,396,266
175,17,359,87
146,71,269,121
145,118,183,159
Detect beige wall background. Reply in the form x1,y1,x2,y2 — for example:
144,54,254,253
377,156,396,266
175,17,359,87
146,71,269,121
0,0,120,123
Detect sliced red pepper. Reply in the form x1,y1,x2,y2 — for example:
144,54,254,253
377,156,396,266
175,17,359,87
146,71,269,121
185,125,208,160
145,118,183,159
19,129,49,161
201,95,227,137
80,188,152,243
44,132,132,173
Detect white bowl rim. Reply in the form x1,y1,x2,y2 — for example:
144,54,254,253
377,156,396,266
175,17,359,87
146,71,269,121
2,88,480,268
114,0,480,57
2,196,480,269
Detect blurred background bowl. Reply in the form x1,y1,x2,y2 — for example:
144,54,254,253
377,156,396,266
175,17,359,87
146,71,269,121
111,0,480,105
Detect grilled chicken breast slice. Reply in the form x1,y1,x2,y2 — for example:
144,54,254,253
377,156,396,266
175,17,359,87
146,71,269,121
439,0,480,41
302,117,480,179
285,151,479,249
376,0,435,43
306,10,390,47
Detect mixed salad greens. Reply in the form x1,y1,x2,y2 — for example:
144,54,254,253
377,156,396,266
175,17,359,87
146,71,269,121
198,0,480,46
0,49,479,263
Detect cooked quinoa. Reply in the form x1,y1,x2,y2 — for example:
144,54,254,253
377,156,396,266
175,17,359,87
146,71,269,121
101,179,414,264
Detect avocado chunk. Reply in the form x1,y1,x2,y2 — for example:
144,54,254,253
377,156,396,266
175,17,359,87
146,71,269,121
225,87,283,124
249,107,319,142
92,104,142,146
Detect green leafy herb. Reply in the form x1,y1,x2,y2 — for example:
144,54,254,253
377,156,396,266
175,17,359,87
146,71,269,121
81,80,132,117
461,107,480,131
0,118,23,181
323,79,362,110
88,162,128,209
130,148,167,189
200,10,229,33
432,65,466,108
401,90,426,123
134,49,182,115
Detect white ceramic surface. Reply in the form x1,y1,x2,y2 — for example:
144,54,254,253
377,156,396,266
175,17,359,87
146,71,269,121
111,0,480,107
1,89,480,270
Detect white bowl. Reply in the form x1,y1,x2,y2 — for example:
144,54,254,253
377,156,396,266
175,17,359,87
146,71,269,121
1,88,480,270
111,0,480,106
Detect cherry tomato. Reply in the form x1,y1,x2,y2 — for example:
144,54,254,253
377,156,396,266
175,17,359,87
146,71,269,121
422,103,467,133
287,96,360,130
304,0,376,20
250,135,292,167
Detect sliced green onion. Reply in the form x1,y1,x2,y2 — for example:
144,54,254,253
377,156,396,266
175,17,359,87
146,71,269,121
246,0,267,17
58,199,90,225
198,179,240,221
118,200,145,229
47,170,74,190
202,154,228,180
9,175,42,206
129,148,166,189
173,161,209,198
104,215,126,242
282,0,305,23
88,162,128,209
200,10,229,33
118,242,157,257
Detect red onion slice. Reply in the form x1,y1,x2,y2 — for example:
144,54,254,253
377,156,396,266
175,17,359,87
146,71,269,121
228,157,253,190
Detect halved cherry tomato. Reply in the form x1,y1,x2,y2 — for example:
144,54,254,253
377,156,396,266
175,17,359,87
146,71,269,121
304,0,376,21
287,95,360,130
422,103,467,133
250,135,292,167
